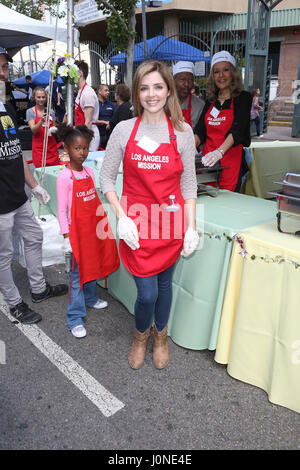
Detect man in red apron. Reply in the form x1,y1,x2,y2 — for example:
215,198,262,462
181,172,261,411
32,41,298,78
173,61,204,147
74,60,100,151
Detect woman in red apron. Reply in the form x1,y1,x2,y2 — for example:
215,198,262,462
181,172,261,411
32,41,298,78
100,60,199,369
26,87,60,168
194,51,252,191
56,124,119,338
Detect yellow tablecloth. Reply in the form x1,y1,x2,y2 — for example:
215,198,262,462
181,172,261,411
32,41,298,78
243,141,300,199
215,216,300,414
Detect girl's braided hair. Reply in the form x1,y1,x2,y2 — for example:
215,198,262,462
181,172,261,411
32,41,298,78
56,123,94,147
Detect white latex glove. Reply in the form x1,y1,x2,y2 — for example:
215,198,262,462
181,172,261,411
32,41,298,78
32,185,50,205
202,149,223,167
181,226,200,258
117,216,140,250
47,126,58,137
63,237,72,254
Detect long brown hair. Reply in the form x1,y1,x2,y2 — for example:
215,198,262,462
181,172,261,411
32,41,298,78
206,63,244,102
132,60,185,132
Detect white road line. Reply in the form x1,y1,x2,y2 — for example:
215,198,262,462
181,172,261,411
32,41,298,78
1,304,125,417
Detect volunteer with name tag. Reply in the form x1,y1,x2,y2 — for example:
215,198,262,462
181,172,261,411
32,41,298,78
194,51,252,192
100,60,199,371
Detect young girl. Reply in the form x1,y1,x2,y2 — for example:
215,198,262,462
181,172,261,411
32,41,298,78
56,124,119,338
26,87,60,168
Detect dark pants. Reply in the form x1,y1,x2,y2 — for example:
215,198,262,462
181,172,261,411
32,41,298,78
251,116,261,136
55,103,66,122
133,263,176,333
99,134,109,150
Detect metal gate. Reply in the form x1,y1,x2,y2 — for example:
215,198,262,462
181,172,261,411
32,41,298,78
86,21,247,100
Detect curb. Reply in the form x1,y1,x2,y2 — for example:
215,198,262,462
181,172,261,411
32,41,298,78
268,121,292,127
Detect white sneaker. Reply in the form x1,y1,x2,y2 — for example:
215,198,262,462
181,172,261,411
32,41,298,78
258,134,264,138
71,324,87,338
92,299,108,309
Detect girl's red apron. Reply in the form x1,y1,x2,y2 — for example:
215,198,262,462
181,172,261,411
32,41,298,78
68,167,119,289
120,114,185,278
32,107,60,168
202,98,243,191
74,82,87,126
182,93,192,128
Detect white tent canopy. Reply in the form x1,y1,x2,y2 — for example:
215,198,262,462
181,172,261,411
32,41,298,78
0,4,70,55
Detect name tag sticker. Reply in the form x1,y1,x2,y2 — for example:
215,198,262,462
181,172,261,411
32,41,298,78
210,107,220,118
137,136,160,154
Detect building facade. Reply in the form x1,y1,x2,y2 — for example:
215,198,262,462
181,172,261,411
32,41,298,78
76,0,300,123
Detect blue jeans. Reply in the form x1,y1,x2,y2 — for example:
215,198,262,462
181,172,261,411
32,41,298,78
133,263,175,333
252,115,261,136
67,256,99,330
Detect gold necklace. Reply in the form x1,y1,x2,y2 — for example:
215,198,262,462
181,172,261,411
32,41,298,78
218,94,231,101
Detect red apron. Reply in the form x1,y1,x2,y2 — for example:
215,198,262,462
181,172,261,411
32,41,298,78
68,166,119,289
182,94,192,128
120,115,185,277
74,82,87,126
202,98,243,191
32,107,60,168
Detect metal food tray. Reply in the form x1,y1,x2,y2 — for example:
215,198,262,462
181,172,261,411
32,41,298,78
274,180,300,198
195,154,228,196
268,169,300,234
283,170,300,186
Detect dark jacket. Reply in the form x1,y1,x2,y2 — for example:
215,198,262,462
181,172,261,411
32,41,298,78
109,101,133,133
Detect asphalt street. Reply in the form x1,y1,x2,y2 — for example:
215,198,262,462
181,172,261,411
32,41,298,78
1,127,300,452
0,260,300,452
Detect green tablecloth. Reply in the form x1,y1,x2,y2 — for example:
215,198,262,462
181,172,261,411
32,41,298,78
35,164,277,350
243,141,300,199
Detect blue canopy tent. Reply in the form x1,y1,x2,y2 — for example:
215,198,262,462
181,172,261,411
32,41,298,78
13,69,64,88
110,35,210,65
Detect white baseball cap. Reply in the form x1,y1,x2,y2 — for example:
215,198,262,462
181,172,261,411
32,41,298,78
172,61,195,76
211,51,236,69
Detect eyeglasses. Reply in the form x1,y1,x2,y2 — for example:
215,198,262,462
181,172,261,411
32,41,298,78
0,64,9,72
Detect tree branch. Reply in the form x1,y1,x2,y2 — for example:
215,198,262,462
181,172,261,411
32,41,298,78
97,0,129,32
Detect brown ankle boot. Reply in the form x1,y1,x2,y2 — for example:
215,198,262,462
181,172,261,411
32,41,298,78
128,327,150,369
153,325,169,369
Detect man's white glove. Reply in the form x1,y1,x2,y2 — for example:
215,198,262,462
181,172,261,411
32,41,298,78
63,237,72,254
202,149,223,167
47,126,58,137
181,226,200,258
117,216,140,250
32,185,50,205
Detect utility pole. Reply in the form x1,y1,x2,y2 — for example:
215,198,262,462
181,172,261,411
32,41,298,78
141,0,148,60
66,0,74,125
244,0,283,133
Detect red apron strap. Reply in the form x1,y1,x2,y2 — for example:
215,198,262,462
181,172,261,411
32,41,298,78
129,115,143,141
165,114,179,154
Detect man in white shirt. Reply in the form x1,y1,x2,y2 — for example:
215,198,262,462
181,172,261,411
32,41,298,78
74,60,100,151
